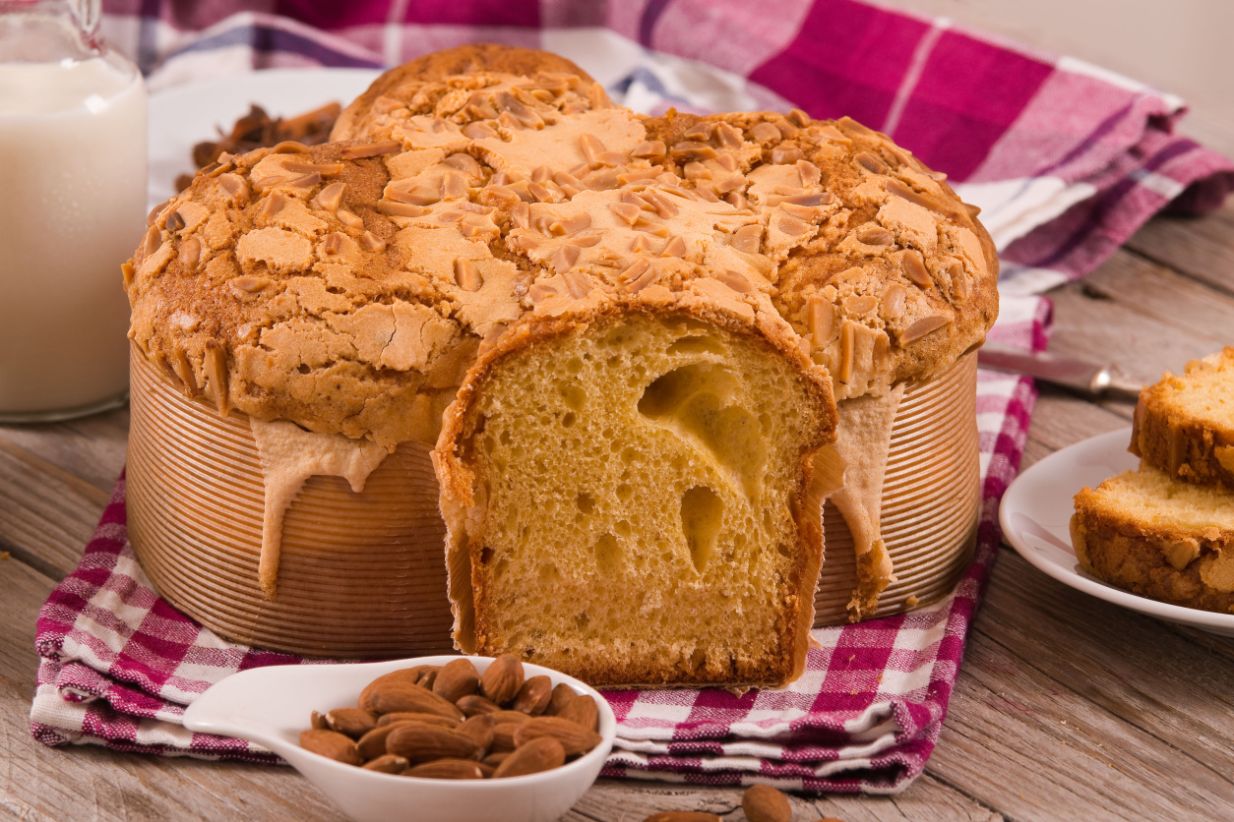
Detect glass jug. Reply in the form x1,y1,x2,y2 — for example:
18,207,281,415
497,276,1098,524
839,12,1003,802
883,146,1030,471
0,0,147,421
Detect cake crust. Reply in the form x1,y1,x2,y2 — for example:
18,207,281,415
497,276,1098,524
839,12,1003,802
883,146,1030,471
126,56,996,447
433,296,837,688
331,44,603,143
1131,347,1234,489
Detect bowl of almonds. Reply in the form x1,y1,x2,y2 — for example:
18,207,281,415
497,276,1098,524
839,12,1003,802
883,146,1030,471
182,654,615,822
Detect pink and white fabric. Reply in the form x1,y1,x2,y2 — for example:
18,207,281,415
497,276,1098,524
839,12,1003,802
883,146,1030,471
30,0,1231,795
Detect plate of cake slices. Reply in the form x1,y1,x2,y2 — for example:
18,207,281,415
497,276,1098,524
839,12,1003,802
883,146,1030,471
1001,349,1234,636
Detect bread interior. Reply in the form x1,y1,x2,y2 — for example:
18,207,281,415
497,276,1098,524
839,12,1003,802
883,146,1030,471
461,312,830,685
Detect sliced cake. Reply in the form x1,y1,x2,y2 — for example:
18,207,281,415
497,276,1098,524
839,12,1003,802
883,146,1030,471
1131,347,1234,488
1072,466,1234,613
434,302,838,688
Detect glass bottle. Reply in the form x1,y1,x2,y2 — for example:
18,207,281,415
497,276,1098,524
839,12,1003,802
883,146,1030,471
0,0,147,421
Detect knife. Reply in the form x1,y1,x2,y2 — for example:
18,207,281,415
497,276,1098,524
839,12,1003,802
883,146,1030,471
977,345,1143,400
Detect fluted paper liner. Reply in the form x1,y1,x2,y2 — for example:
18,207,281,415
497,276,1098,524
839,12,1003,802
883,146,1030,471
128,347,979,656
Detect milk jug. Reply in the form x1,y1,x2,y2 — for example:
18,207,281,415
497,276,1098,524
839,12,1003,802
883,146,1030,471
0,0,147,421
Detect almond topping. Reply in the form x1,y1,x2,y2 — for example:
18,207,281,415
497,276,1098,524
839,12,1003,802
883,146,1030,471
609,202,641,226
807,295,835,344
749,122,781,143
336,209,364,230
856,226,895,246
339,140,401,159
454,259,483,291
714,269,752,293
901,314,951,344
771,145,803,164
855,151,889,174
578,133,605,164
662,235,687,258
730,223,762,254
359,231,386,253
900,250,932,287
376,200,431,217
881,283,907,319
843,294,878,315
312,182,346,213
631,140,667,159
178,237,202,271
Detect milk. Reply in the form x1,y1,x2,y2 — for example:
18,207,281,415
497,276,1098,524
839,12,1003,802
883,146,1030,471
0,57,147,419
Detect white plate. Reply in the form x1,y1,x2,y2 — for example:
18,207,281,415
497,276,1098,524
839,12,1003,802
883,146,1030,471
148,68,381,208
1000,427,1234,637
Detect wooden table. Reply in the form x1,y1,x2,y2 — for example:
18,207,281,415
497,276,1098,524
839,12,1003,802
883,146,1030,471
3,204,1233,821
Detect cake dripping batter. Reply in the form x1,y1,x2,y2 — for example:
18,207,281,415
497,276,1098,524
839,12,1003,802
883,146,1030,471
829,385,906,619
249,419,391,596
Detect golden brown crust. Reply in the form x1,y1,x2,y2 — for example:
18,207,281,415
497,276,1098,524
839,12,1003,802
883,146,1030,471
433,297,836,688
127,47,998,448
332,44,602,142
643,112,998,398
1131,347,1234,489
1070,507,1234,613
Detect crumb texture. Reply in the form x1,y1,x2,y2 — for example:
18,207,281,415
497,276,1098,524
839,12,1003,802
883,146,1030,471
439,311,834,686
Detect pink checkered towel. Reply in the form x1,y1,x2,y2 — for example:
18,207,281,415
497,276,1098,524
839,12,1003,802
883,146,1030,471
32,0,1233,796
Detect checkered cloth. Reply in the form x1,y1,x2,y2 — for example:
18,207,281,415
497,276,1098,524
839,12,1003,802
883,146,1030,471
32,0,1232,796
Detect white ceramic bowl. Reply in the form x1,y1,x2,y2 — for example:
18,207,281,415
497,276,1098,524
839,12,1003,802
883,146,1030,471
182,655,617,822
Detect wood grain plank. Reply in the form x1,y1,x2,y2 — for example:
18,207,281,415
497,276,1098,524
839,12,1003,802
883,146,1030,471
0,440,112,581
0,407,128,495
928,548,1234,819
566,774,1001,821
0,555,346,822
1125,201,1234,295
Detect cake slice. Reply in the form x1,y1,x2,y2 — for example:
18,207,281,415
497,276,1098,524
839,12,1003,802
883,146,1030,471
434,303,838,688
1071,466,1234,613
1131,347,1234,488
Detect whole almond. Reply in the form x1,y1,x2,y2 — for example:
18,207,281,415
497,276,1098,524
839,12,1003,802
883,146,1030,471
513,716,601,757
486,710,531,726
477,762,496,778
357,722,411,761
362,754,408,774
558,694,599,731
492,736,565,778
403,758,486,780
386,724,482,764
742,784,792,822
362,682,464,721
512,675,553,715
299,729,361,765
481,654,524,705
458,714,496,752
359,667,438,707
482,751,510,767
546,683,576,716
324,707,377,738
433,658,480,702
456,694,500,717
643,814,722,822
491,722,521,753
376,712,459,729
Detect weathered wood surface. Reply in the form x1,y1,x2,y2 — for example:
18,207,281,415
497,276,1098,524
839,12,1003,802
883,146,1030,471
3,202,1234,820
